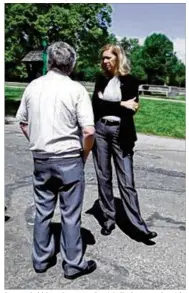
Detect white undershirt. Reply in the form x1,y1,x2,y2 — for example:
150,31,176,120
101,76,121,121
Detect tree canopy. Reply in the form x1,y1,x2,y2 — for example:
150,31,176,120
5,3,185,86
5,3,112,81
118,33,185,86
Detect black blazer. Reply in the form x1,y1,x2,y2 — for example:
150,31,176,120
92,73,140,147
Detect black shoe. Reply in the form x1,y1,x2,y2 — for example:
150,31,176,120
64,260,97,280
146,231,158,240
33,256,57,273
140,231,157,241
101,224,115,236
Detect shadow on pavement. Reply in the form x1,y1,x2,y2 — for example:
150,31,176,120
5,206,11,222
5,215,11,222
50,222,96,256
86,198,156,246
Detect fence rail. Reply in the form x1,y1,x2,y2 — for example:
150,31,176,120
5,81,185,97
138,84,185,97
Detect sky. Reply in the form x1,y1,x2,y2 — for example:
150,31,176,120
110,3,186,63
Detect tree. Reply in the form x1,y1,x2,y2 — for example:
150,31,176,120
119,37,140,57
76,32,118,81
118,37,147,82
5,3,112,81
141,33,174,84
172,60,185,87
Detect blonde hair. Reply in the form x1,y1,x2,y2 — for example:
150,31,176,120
100,44,130,76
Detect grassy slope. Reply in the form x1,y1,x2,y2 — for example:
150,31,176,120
135,99,185,138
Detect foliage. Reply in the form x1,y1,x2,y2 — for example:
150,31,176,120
119,33,185,86
141,33,173,84
173,60,186,87
5,3,112,81
118,38,146,82
5,4,185,85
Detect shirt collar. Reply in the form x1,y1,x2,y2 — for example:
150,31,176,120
47,70,70,80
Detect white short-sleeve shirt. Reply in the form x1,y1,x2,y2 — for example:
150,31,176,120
16,70,94,158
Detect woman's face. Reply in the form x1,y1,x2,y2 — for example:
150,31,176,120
101,49,117,75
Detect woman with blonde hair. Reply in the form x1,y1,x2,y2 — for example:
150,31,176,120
92,44,157,240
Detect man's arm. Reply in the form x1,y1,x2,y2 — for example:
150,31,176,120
16,86,29,139
77,84,95,162
82,126,95,162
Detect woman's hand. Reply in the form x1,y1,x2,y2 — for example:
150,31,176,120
120,97,139,112
98,91,103,99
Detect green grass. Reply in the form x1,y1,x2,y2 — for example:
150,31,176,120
5,86,186,139
176,95,186,101
5,86,186,101
141,94,186,101
5,87,25,101
135,99,185,139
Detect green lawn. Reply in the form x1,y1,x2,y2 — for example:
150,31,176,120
5,86,186,101
5,86,185,139
142,94,185,101
135,99,185,139
5,87,25,101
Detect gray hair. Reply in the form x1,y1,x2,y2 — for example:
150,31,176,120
47,41,76,75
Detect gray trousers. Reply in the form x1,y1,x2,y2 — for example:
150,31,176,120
93,120,149,233
32,156,87,275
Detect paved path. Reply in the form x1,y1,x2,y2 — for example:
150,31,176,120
5,122,186,290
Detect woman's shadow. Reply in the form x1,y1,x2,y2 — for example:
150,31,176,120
85,198,156,245
50,222,96,256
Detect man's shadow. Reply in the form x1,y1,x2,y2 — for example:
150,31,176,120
85,198,156,246
5,206,10,222
50,222,96,256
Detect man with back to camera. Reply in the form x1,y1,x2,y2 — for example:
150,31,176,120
16,41,96,279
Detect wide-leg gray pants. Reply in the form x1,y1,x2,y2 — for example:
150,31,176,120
93,120,149,234
32,156,87,275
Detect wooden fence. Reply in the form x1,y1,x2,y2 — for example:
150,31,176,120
5,81,186,97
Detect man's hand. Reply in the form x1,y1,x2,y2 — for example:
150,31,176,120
120,97,139,112
20,122,29,141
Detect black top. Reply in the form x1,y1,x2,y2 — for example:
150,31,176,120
92,73,140,146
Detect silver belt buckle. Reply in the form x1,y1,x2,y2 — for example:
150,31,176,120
101,118,107,124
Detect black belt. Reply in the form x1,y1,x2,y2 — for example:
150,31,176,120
100,118,120,126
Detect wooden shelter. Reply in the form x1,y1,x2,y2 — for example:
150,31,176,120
22,50,43,81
